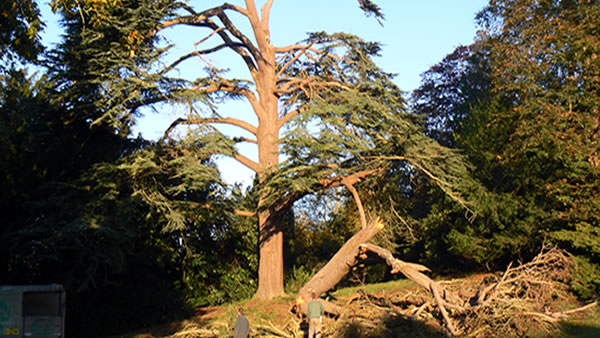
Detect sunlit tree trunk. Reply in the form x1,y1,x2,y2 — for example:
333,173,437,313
249,0,285,298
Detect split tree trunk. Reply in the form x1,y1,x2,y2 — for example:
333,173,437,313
294,220,460,317
295,218,384,314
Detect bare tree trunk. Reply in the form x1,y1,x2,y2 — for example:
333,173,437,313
295,218,384,314
250,0,284,299
255,209,285,299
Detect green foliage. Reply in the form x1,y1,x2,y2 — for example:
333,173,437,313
0,67,131,283
48,0,198,131
114,142,262,307
267,31,480,220
0,0,44,70
571,256,600,300
357,0,384,22
0,67,193,336
2,6,237,332
284,265,315,295
33,0,486,327
475,0,600,296
410,0,600,297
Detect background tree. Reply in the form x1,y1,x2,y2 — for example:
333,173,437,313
477,0,600,297
411,0,600,297
0,0,44,70
410,44,492,147
1,1,220,334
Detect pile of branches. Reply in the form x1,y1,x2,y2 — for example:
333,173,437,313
453,247,582,336
323,246,597,337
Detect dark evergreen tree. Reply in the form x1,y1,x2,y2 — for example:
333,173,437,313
411,0,600,297
1,1,220,334
0,0,44,70
477,0,600,297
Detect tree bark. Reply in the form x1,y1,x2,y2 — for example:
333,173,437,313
358,243,432,290
255,208,285,299
295,218,384,314
247,0,286,300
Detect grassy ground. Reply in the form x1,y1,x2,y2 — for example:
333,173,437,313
112,276,599,337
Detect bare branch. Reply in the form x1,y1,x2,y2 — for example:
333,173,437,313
215,11,265,65
343,181,367,229
156,5,259,72
200,202,256,217
319,168,382,190
195,26,226,46
276,42,315,77
158,3,247,30
278,107,305,128
272,168,382,219
203,117,257,135
162,43,245,74
164,116,257,136
182,77,262,116
275,79,311,100
232,151,260,173
261,0,275,35
275,43,313,53
178,2,197,15
276,76,352,102
431,281,460,336
234,136,258,144
197,20,258,72
235,209,257,217
161,118,260,173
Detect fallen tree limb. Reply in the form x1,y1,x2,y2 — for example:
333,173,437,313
359,243,462,335
295,218,385,315
359,243,433,288
431,281,460,336
291,219,588,338
477,261,512,306
560,301,598,315
254,319,294,338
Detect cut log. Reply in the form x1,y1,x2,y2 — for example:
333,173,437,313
295,218,384,315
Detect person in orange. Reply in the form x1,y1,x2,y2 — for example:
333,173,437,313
307,291,325,338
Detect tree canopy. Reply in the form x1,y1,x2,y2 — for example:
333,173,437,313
0,0,44,70
411,0,600,296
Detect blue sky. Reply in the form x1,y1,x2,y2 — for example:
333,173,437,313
39,0,488,186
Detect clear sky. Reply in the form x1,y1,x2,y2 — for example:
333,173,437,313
39,0,488,187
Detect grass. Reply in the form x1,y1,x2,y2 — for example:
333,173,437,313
559,305,600,338
330,279,417,298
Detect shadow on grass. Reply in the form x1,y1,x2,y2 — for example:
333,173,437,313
333,314,445,338
559,322,600,338
103,307,216,338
